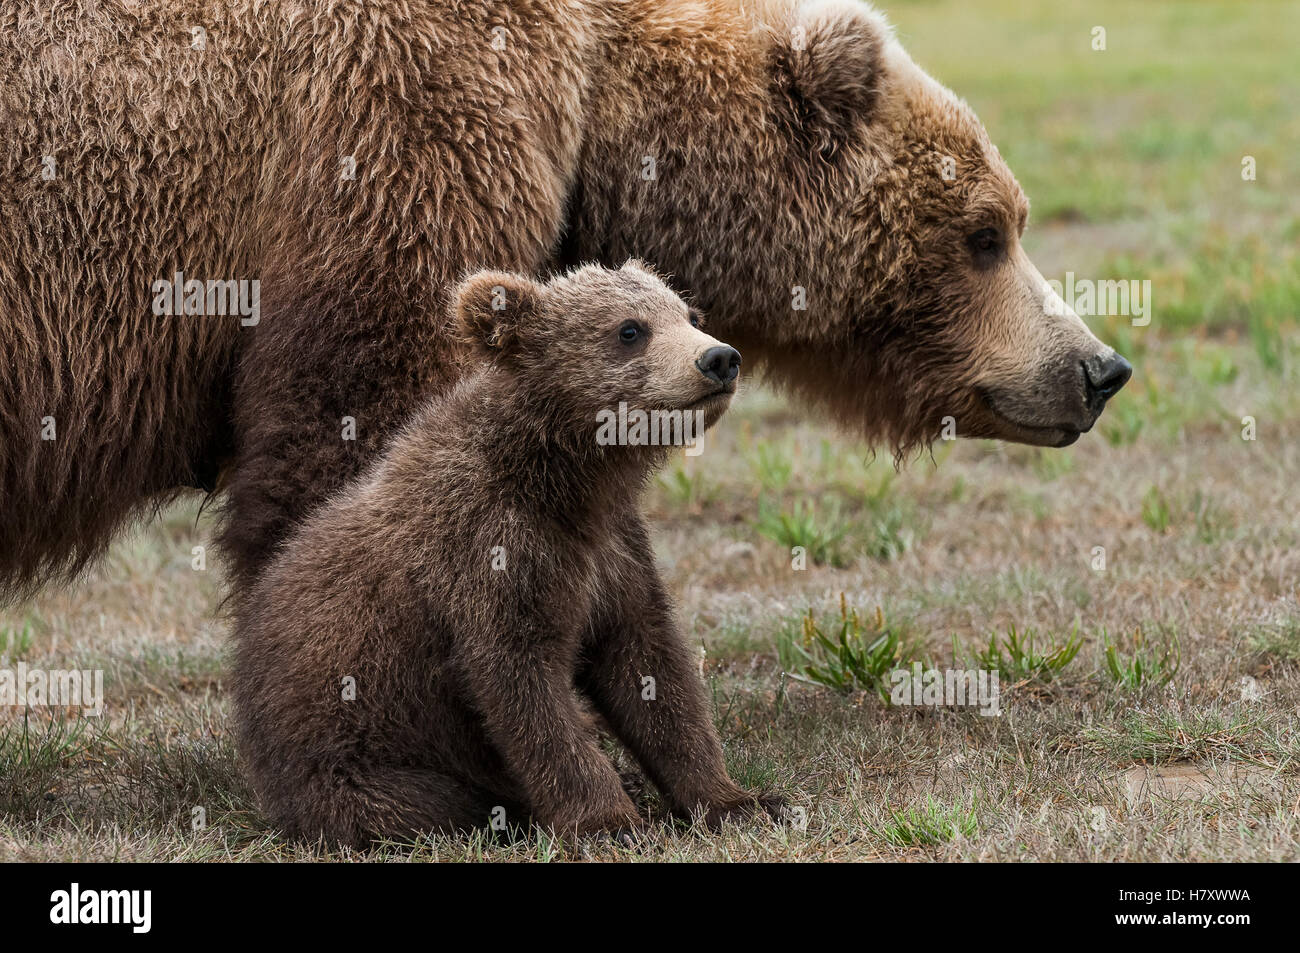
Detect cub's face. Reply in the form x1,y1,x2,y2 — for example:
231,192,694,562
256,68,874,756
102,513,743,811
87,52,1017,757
454,262,741,436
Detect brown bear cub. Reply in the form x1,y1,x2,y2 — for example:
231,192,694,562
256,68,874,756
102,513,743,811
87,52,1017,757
233,261,779,847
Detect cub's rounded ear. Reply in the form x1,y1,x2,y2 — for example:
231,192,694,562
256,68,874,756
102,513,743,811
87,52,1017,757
772,0,888,155
453,271,542,355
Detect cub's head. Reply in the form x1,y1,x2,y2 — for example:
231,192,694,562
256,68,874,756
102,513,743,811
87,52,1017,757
454,261,741,439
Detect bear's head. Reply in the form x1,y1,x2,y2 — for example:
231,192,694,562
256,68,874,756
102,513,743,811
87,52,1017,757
573,0,1131,456
454,261,741,441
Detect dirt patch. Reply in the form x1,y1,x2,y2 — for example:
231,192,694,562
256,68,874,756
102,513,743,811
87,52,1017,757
1121,762,1277,807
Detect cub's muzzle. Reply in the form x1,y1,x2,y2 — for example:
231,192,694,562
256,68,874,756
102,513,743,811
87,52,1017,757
696,345,741,385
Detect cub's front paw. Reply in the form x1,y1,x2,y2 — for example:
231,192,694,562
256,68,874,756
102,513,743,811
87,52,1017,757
550,798,644,839
695,792,790,831
594,825,646,850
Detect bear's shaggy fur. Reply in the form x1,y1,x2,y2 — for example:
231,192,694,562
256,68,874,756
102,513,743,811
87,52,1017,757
0,0,1126,602
234,263,771,846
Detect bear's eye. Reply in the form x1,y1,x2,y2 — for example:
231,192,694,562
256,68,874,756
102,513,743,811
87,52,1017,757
966,227,1004,264
688,309,703,329
618,321,642,344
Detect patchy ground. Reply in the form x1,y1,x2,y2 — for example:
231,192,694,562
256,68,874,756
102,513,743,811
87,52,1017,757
2,0,1297,860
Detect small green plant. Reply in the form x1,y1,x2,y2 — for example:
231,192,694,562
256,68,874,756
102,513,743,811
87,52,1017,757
1190,347,1238,386
754,496,848,567
1102,395,1145,447
0,622,35,659
657,464,715,511
1141,485,1172,533
1249,312,1285,374
968,623,1083,684
1189,490,1229,544
875,796,978,848
1031,448,1075,481
1138,488,1229,541
862,501,912,561
1248,618,1300,661
855,472,915,561
749,440,794,493
776,596,911,700
1101,626,1181,690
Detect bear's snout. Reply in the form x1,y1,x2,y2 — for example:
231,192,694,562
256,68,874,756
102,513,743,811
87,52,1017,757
696,345,741,385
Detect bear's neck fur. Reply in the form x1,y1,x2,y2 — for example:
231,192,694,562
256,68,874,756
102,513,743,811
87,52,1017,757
568,0,788,339
559,0,966,458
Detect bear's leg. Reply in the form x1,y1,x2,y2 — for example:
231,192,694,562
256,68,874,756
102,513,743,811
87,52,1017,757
274,765,502,849
219,278,459,591
579,514,787,829
458,627,643,837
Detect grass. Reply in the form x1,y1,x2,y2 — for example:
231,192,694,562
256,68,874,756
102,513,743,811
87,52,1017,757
0,716,98,819
4,0,1300,862
0,622,35,660
1139,486,1236,541
1248,619,1300,662
656,461,718,512
751,471,915,567
1101,627,1181,690
1141,485,1173,533
776,598,916,699
874,796,978,848
967,624,1084,686
749,440,794,492
754,496,850,568
1080,708,1285,766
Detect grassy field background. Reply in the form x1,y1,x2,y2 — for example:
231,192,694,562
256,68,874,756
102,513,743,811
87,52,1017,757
4,0,1299,861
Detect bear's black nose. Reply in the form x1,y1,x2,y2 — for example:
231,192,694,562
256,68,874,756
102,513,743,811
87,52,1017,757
696,345,741,384
1082,351,1132,411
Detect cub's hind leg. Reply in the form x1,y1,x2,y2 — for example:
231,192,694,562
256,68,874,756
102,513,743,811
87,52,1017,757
264,765,510,849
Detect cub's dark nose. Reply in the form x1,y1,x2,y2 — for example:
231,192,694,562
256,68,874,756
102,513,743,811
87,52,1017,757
696,345,741,385
1083,352,1133,410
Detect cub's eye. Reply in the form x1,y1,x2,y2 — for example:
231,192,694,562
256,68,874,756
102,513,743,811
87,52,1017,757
688,310,702,328
618,322,642,344
966,227,1003,262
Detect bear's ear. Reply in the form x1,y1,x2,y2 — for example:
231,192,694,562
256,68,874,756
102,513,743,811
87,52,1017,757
772,1,887,156
453,271,542,357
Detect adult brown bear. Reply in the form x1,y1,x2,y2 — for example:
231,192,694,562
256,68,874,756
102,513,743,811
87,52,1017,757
0,0,1129,602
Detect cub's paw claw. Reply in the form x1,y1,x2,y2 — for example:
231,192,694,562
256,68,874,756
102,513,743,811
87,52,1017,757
577,821,646,855
696,792,790,831
757,793,793,823
607,826,643,850
562,803,645,841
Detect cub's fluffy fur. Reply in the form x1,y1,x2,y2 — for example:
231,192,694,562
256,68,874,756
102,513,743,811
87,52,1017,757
233,263,777,845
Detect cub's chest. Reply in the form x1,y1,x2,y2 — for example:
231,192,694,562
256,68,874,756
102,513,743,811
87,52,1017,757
524,526,630,632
